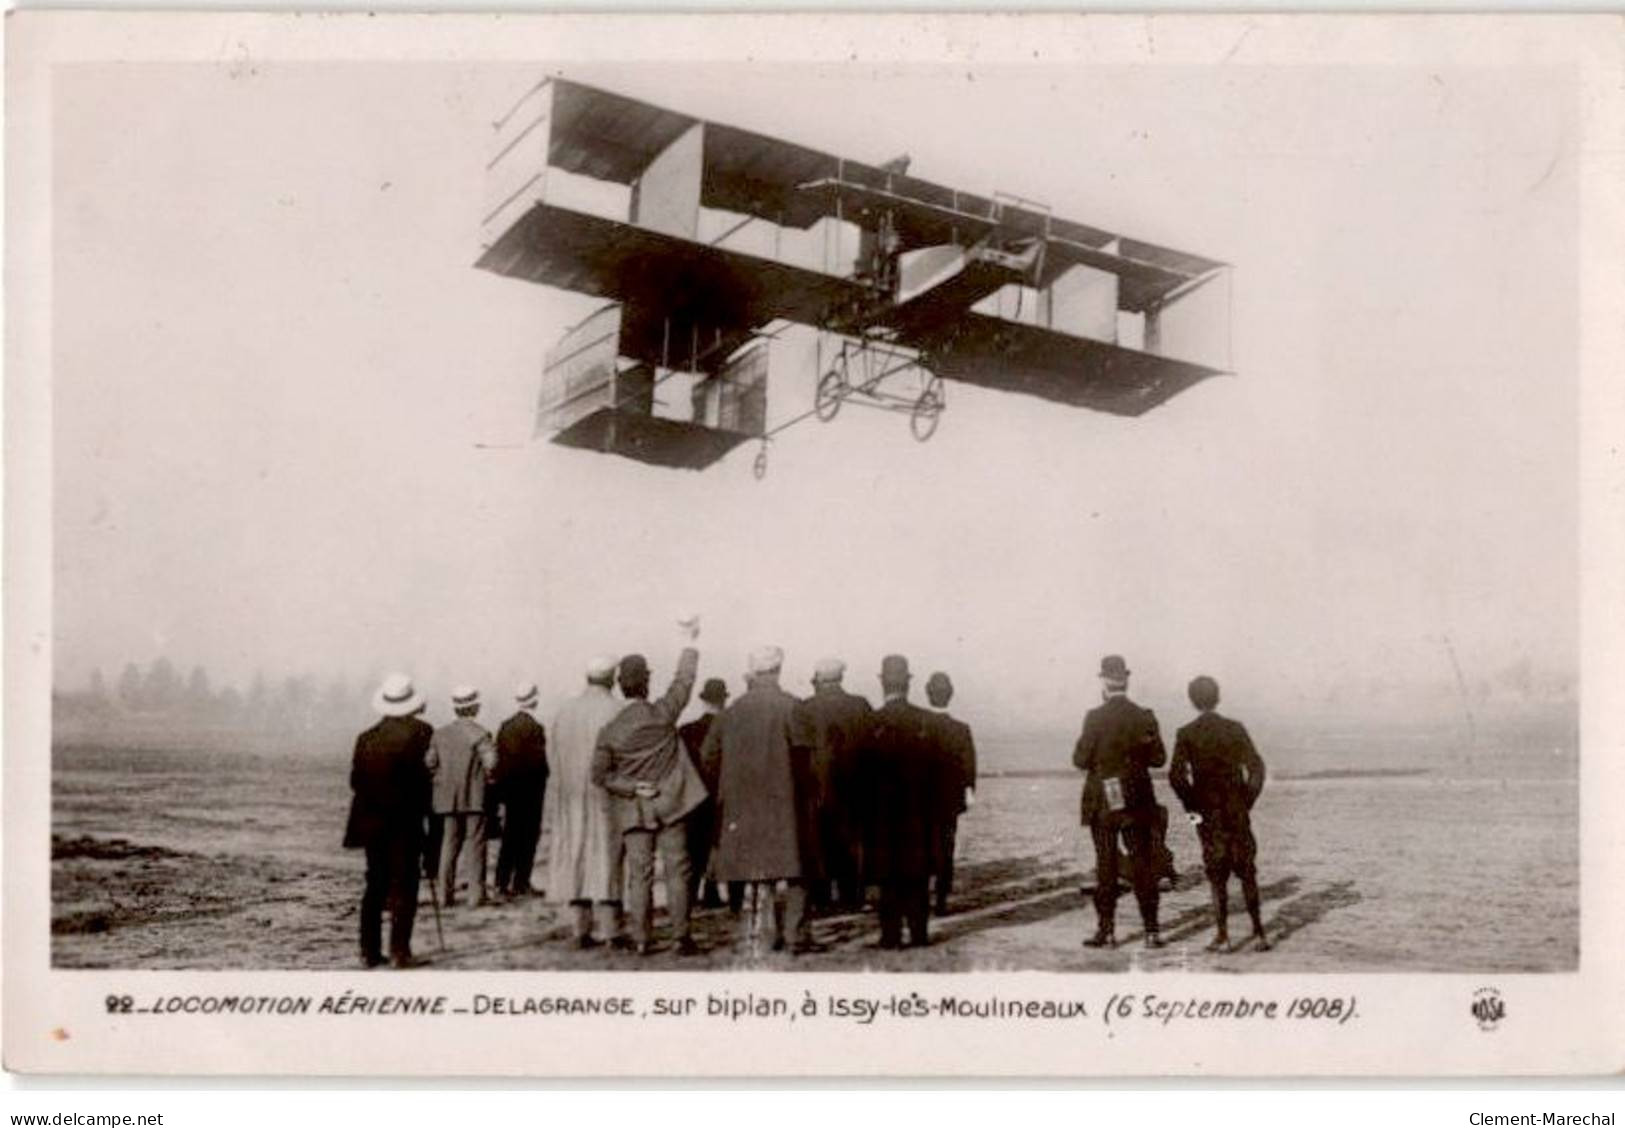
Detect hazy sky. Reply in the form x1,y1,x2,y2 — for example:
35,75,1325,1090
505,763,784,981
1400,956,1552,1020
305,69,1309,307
52,59,1577,733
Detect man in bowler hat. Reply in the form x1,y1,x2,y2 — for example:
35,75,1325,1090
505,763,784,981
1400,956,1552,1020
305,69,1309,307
1073,655,1168,949
1170,676,1271,952
858,655,939,949
344,673,435,969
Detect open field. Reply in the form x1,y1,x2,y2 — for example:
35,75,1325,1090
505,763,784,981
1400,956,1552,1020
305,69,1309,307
51,720,1577,973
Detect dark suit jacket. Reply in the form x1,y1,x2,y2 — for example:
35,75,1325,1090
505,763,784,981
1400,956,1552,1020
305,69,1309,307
858,697,939,880
679,712,719,791
1072,694,1166,825
927,709,978,817
344,715,433,848
800,686,875,813
1170,711,1265,823
495,710,549,799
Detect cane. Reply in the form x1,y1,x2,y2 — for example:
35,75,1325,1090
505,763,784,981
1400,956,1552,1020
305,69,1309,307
425,873,447,952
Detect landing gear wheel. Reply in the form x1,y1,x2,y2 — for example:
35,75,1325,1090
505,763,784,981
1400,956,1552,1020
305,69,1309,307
815,369,846,422
910,378,944,442
752,445,769,480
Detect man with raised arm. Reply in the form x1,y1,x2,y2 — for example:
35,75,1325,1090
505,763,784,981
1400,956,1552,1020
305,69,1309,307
592,617,705,956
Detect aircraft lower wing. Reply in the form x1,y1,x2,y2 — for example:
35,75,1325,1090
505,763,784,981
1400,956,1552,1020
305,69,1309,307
551,407,756,470
894,312,1225,417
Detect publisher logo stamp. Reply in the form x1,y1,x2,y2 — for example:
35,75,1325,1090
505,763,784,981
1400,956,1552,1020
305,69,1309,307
1471,987,1506,1031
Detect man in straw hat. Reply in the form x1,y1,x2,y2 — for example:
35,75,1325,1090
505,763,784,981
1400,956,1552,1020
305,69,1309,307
593,617,705,955
1170,675,1271,953
427,686,498,908
493,681,550,898
857,654,940,949
344,673,434,969
1073,654,1169,950
705,645,822,955
924,671,978,916
546,656,628,948
800,657,873,912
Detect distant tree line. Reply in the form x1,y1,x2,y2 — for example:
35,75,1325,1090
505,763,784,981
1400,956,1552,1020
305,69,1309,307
54,658,367,736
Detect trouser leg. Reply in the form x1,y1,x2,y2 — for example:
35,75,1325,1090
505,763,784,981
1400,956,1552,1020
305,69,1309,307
877,882,903,947
360,841,388,963
783,880,809,947
518,788,543,891
936,819,958,911
469,814,491,903
386,833,420,959
1123,822,1160,933
570,900,592,941
904,878,930,946
438,814,463,905
657,820,693,942
624,829,655,946
594,901,622,942
1090,819,1120,934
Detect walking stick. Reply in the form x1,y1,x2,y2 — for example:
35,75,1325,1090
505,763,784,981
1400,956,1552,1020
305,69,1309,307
425,873,446,951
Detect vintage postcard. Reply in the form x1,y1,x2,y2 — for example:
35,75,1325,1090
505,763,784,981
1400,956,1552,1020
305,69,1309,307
5,11,1623,1076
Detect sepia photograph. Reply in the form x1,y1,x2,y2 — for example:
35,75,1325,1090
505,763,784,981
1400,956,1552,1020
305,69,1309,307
7,11,1624,1077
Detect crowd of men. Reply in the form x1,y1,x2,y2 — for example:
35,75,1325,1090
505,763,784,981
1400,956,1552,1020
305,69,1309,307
343,620,977,967
344,623,1269,970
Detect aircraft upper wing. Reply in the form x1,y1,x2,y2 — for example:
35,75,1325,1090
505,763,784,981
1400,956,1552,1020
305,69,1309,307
528,79,1226,313
890,310,1225,417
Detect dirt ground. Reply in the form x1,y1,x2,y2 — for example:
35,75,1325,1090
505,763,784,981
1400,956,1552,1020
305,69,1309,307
52,745,1577,973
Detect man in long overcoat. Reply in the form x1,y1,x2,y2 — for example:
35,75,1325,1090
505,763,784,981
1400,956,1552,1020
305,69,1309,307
799,658,873,911
1073,654,1168,949
1170,675,1271,952
924,671,977,916
427,686,498,907
344,673,434,969
493,681,549,897
703,646,822,955
545,657,627,947
592,623,706,956
857,654,939,949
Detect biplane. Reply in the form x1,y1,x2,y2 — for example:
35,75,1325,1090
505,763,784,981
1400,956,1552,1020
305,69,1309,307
476,78,1231,475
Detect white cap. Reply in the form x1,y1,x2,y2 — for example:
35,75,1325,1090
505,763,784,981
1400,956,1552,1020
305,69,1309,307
813,658,846,682
371,673,426,718
450,685,481,709
586,656,618,680
514,682,540,707
748,646,785,675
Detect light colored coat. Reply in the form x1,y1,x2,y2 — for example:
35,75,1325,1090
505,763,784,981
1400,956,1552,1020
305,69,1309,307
428,717,496,815
545,684,625,903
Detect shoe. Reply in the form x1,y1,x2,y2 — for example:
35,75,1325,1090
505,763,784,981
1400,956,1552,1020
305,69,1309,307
1251,931,1273,952
1204,934,1230,953
574,935,602,951
389,952,429,969
635,941,656,957
1082,930,1116,949
361,953,385,969
874,938,903,951
771,936,786,952
675,937,702,957
904,936,931,949
934,903,953,917
1143,932,1166,950
609,936,636,952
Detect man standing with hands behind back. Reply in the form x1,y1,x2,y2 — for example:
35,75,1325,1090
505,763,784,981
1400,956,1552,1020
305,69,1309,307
1170,675,1271,953
592,615,705,956
1073,654,1168,950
